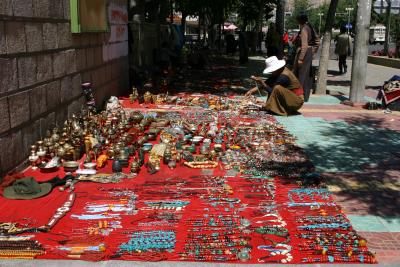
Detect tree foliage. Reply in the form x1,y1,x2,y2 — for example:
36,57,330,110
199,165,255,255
286,0,357,31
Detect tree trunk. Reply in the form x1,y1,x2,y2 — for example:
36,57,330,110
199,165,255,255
131,0,146,67
276,0,285,36
384,0,392,56
256,7,264,52
198,12,202,42
170,0,174,24
350,0,372,103
316,0,339,95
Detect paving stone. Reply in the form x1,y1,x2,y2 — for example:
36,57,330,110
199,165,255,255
8,91,30,128
33,0,49,18
60,75,72,102
36,54,53,82
0,97,10,133
0,22,6,54
0,58,18,93
18,56,37,88
29,84,47,118
5,21,26,53
25,22,43,52
53,52,66,78
43,23,58,50
57,23,72,48
12,0,33,17
46,80,60,110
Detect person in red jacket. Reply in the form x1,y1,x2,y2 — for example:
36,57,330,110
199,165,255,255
283,30,289,56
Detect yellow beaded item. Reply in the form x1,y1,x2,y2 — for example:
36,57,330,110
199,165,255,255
184,161,218,169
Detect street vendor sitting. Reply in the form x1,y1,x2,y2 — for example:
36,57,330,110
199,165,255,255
245,56,304,116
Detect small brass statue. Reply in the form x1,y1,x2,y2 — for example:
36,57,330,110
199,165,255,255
129,87,139,103
143,91,153,104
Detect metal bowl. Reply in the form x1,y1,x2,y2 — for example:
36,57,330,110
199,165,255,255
63,161,79,172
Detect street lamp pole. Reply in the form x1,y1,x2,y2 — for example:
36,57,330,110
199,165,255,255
345,7,354,34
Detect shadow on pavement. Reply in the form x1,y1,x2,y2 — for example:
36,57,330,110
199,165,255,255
303,115,400,217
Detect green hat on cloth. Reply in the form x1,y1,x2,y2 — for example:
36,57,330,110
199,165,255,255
3,177,52,200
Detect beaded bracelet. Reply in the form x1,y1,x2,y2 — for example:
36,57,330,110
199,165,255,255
184,161,218,169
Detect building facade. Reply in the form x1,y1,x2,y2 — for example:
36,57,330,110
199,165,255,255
374,0,400,14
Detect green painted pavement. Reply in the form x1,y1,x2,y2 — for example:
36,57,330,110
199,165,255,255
276,115,400,173
258,93,375,106
348,215,400,232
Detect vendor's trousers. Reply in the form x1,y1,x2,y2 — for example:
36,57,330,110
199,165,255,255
339,55,347,73
265,85,304,116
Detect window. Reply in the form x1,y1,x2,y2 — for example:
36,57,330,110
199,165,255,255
70,0,108,33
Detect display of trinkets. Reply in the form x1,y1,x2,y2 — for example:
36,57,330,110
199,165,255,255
3,92,376,264
120,230,176,252
0,239,45,259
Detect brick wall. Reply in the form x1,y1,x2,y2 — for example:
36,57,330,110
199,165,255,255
0,0,130,175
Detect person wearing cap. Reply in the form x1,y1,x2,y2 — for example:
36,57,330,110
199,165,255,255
245,56,304,116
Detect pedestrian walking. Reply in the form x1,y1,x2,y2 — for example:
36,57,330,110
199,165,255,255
335,26,352,74
293,13,317,102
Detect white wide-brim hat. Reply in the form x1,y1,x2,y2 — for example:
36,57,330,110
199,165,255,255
263,56,286,74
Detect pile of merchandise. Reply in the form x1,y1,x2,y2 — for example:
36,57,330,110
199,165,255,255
0,92,376,263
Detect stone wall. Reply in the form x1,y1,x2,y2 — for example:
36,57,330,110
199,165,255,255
0,0,130,175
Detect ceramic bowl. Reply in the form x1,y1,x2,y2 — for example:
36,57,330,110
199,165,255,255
83,162,97,170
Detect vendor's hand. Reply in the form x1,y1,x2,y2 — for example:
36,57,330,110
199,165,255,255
245,88,257,96
250,75,260,81
298,59,304,65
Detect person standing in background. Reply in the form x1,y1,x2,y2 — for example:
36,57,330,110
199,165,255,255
266,24,282,58
226,33,236,55
335,26,352,74
239,31,249,64
293,13,315,102
282,30,289,58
